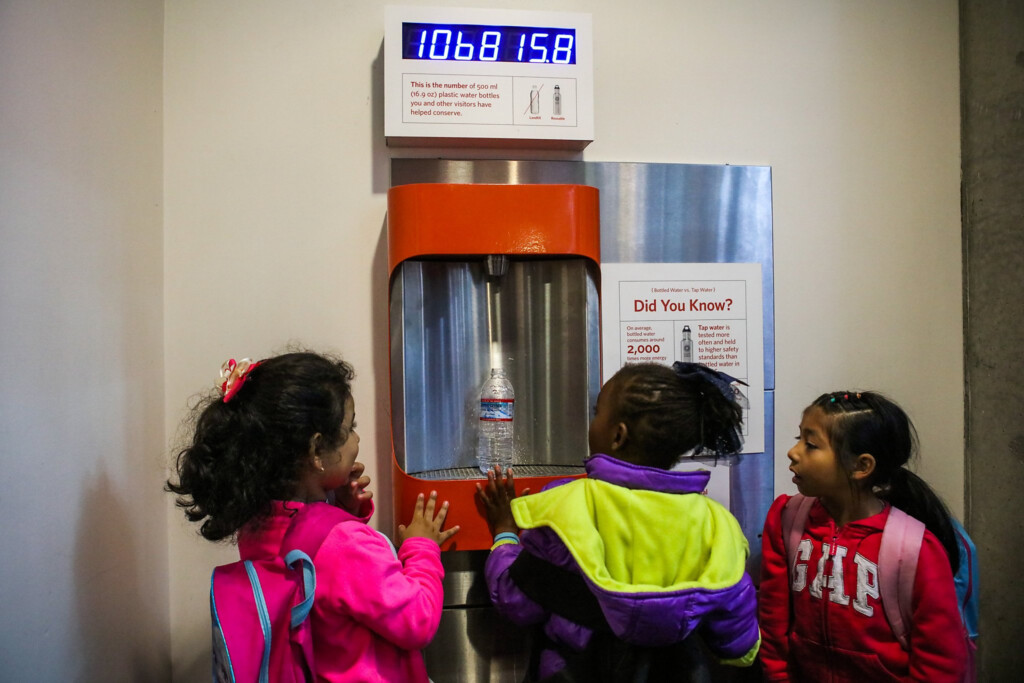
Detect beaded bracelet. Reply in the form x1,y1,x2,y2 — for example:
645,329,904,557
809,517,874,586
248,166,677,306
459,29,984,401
490,531,520,551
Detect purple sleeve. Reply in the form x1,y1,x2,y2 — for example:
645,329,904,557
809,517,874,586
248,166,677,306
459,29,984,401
483,542,548,626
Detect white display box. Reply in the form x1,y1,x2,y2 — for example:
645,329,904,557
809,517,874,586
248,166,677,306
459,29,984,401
384,6,593,150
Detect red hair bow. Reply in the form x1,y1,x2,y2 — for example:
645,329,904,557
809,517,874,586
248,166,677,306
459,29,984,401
219,358,261,403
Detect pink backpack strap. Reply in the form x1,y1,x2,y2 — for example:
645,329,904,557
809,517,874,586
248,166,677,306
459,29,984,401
877,505,925,650
780,494,816,575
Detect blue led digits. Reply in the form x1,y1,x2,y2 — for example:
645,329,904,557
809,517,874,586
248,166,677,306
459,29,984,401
402,22,576,64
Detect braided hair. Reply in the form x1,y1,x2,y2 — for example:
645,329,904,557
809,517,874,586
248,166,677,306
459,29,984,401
167,351,355,541
610,362,745,470
809,391,959,572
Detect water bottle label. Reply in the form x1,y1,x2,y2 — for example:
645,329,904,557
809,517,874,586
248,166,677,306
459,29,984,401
480,398,514,421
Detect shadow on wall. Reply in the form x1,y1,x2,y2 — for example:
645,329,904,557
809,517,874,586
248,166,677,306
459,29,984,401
371,39,389,195
175,649,209,683
372,216,395,539
75,467,169,681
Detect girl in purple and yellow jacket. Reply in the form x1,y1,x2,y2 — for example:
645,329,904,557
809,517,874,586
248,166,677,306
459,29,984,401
478,362,761,682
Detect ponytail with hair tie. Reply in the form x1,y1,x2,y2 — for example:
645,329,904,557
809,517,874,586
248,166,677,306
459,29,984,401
878,466,960,574
887,464,910,485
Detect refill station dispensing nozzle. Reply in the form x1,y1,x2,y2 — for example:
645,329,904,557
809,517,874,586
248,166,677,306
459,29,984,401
484,255,509,371
484,254,509,278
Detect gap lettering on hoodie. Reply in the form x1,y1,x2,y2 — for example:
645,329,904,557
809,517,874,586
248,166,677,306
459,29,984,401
792,542,879,609
853,553,879,616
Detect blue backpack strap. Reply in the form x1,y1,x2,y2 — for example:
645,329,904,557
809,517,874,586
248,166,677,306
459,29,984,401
210,572,236,683
951,518,979,641
284,549,316,628
277,503,352,678
243,559,272,683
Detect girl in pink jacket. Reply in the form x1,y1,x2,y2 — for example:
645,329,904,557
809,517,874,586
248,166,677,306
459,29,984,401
168,351,459,682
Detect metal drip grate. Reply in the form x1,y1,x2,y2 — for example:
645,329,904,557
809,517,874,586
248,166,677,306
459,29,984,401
408,464,586,481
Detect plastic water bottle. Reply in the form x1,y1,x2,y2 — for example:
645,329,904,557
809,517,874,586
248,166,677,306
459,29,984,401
477,368,515,474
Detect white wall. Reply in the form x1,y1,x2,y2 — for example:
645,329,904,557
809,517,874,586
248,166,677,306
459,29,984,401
0,1,167,680
165,1,961,679
0,0,961,678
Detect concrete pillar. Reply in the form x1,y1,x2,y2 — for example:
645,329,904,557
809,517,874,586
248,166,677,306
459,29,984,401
960,0,1024,676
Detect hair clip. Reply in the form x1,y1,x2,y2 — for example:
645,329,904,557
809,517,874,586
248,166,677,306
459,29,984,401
672,361,749,403
830,397,836,403
219,358,261,403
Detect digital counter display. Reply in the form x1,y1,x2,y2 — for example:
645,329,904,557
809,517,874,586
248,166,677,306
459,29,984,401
402,22,576,64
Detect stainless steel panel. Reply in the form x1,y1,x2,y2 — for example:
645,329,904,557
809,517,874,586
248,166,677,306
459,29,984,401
391,257,599,475
391,158,775,390
424,607,530,683
438,550,491,608
428,551,528,683
390,158,776,682
391,159,775,536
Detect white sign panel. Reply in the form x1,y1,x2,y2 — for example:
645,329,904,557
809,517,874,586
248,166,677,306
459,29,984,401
385,6,593,148
600,263,766,456
600,263,766,508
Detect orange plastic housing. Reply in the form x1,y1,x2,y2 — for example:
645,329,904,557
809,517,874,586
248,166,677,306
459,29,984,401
387,183,601,271
387,183,600,551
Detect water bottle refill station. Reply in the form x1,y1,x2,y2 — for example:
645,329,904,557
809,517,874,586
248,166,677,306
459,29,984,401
387,182,602,550
386,159,775,681
387,181,600,679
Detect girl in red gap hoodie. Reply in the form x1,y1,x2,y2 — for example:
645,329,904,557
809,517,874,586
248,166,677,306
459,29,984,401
759,391,966,682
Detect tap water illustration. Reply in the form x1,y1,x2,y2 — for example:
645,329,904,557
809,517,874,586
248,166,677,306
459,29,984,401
680,324,693,362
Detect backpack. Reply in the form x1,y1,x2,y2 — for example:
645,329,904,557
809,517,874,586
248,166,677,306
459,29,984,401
211,505,342,683
951,517,979,641
781,494,977,682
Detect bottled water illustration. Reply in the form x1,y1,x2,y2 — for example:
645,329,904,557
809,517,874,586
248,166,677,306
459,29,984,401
529,86,540,114
477,368,515,474
552,85,561,115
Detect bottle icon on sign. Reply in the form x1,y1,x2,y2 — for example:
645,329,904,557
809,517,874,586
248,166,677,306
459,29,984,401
529,86,540,114
552,85,561,115
680,325,693,362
